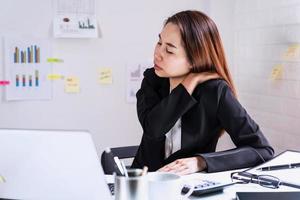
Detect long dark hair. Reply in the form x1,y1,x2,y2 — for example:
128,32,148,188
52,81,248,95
165,10,237,97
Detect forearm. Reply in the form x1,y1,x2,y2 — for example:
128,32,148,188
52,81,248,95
198,146,274,173
138,84,196,139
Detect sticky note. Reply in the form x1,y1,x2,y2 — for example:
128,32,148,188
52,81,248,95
47,74,64,80
270,64,283,80
65,76,80,93
47,58,64,63
98,68,113,84
282,44,300,60
0,80,10,86
0,175,6,183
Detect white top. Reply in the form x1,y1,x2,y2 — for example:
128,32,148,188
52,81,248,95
165,118,182,158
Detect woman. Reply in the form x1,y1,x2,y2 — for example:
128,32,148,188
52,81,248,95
132,10,274,175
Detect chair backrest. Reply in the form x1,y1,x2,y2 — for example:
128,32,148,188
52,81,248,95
101,145,139,175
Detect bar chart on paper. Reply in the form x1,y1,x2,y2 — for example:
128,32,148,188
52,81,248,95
15,70,39,88
4,37,52,101
13,45,40,63
126,62,150,103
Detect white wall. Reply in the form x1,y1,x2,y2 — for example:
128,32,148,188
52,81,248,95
4,0,296,157
233,0,300,154
0,0,207,155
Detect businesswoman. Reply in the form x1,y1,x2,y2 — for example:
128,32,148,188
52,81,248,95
132,10,274,175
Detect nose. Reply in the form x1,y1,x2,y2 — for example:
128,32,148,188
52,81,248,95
154,49,163,62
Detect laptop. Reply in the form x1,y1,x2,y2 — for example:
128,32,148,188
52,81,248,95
0,129,112,200
236,192,300,200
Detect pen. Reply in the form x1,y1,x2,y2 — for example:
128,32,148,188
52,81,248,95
120,161,128,177
113,156,124,175
256,162,300,171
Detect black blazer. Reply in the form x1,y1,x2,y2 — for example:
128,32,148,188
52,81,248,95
132,68,274,172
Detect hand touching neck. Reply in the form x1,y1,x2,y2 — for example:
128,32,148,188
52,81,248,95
169,76,186,91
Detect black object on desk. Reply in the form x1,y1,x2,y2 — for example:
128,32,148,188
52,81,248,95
236,192,300,200
101,148,123,176
256,162,300,171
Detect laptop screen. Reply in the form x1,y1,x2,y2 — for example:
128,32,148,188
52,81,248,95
0,129,112,200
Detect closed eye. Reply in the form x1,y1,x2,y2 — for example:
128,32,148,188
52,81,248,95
166,49,173,54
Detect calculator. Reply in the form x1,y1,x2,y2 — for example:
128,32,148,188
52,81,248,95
181,180,234,196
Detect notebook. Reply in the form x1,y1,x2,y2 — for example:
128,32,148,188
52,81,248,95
236,192,300,200
244,150,300,188
0,129,113,200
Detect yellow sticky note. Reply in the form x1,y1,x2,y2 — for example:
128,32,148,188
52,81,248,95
65,76,80,93
47,74,64,80
47,58,64,63
282,44,300,60
0,175,6,183
270,64,283,80
98,68,113,84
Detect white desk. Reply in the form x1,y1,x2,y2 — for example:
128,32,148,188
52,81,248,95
106,151,300,199
182,170,299,199
106,169,300,199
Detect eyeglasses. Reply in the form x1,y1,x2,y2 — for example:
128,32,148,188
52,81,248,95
231,171,281,189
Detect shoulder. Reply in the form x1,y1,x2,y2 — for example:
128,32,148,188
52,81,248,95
192,79,235,108
194,79,230,96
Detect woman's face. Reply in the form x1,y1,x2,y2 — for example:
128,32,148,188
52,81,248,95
153,23,191,78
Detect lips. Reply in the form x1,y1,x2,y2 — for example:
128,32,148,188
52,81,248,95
154,64,163,70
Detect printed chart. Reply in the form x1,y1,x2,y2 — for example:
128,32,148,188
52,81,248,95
4,37,52,101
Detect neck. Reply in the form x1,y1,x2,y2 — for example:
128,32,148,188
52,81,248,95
169,76,186,91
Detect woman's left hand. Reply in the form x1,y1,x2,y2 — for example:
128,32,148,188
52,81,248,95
158,156,207,175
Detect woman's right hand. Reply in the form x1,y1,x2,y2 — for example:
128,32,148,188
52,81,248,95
182,72,220,95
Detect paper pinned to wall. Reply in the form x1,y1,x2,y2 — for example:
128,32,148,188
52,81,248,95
282,44,300,60
4,37,53,101
98,68,112,84
65,76,80,93
270,64,283,80
126,62,151,103
53,0,98,38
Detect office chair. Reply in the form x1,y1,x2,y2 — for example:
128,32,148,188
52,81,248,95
101,145,139,175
